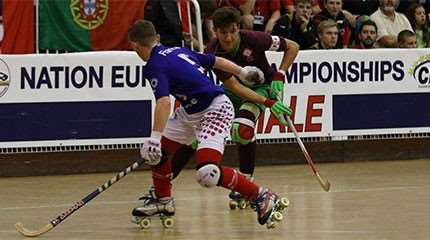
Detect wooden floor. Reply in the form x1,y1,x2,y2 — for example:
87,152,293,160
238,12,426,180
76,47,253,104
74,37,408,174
0,159,429,240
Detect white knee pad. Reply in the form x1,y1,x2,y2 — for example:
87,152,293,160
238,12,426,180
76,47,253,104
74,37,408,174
196,164,221,188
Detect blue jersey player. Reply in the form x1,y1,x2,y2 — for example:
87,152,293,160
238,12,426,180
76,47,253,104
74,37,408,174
128,20,291,229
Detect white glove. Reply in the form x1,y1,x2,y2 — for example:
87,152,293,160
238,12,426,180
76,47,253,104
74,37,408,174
238,66,265,87
140,131,162,165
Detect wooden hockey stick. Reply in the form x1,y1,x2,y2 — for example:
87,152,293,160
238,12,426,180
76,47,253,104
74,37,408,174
286,116,331,192
15,158,147,237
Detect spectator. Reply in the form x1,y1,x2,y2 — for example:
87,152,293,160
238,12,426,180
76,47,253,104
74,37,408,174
406,3,430,48
398,30,417,48
310,19,339,49
370,0,413,48
353,19,377,49
281,0,322,16
272,0,318,50
314,0,353,48
252,0,281,33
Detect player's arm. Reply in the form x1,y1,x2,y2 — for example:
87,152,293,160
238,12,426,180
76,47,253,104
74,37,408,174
153,96,171,133
279,38,299,72
223,76,292,126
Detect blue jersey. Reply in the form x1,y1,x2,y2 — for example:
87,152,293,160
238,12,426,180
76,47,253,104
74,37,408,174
144,44,224,114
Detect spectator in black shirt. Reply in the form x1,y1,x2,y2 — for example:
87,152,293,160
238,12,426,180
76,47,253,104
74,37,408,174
272,0,318,49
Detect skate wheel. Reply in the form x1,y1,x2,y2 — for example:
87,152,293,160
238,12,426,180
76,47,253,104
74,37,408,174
278,197,290,210
139,218,151,229
238,200,247,209
272,211,283,221
162,217,174,228
229,200,238,210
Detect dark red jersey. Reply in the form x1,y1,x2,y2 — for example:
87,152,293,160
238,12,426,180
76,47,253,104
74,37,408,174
205,30,286,84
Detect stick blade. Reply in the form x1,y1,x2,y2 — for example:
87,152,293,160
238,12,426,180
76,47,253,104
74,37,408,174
15,222,53,237
316,172,331,192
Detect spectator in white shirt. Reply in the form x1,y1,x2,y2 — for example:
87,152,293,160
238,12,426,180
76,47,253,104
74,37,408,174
370,0,413,48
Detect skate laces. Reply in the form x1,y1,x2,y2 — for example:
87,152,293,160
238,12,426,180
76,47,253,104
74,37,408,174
138,186,157,204
255,188,275,216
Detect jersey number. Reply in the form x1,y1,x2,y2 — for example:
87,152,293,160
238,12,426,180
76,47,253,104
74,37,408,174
178,53,205,74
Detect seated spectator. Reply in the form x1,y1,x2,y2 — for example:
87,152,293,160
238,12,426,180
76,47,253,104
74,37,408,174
370,0,413,48
272,0,318,50
310,19,339,49
252,0,281,33
353,19,377,49
314,0,353,48
398,30,417,48
406,3,430,48
281,0,322,16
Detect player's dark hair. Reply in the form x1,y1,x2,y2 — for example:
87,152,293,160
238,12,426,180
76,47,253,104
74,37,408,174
128,20,157,47
212,7,241,29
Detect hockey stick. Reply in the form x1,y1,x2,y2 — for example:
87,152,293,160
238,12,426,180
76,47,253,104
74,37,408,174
15,158,147,237
286,116,331,192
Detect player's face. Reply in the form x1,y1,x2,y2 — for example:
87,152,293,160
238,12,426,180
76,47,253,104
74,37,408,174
131,41,150,61
214,23,240,52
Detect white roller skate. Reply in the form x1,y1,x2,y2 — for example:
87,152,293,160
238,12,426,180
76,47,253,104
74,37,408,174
132,190,175,229
255,187,289,229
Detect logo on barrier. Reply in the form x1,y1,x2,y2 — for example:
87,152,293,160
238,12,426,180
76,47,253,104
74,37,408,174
0,59,11,98
410,54,430,88
70,0,109,30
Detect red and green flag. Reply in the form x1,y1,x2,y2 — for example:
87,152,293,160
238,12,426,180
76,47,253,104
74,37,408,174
39,0,147,51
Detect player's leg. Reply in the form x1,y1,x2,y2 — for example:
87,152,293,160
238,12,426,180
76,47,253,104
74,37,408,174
194,95,288,227
133,109,194,225
229,86,269,208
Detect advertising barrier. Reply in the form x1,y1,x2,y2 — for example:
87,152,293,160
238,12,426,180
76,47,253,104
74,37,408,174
1,49,429,151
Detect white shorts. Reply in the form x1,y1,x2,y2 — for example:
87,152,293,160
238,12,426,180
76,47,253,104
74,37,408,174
163,94,234,154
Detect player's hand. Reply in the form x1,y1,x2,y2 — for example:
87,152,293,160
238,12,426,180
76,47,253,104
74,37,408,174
238,66,264,86
264,99,292,126
270,71,285,101
140,132,162,165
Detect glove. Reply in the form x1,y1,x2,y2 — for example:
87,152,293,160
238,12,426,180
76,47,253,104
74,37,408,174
140,131,162,165
270,71,285,101
238,66,265,87
264,99,292,126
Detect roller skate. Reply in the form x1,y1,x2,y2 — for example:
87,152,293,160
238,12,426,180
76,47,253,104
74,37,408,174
229,173,256,210
255,187,289,229
131,193,175,229
228,191,253,210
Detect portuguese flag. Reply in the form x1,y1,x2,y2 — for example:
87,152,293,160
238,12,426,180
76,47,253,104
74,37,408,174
39,0,147,51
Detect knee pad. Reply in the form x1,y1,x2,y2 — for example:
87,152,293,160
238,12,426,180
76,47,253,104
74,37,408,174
195,163,221,188
231,118,255,145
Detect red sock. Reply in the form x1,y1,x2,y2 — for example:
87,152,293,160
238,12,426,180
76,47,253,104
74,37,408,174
151,159,172,198
220,166,259,200
151,137,183,198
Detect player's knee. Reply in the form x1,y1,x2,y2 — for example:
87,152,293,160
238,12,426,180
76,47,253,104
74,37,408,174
195,163,222,188
231,120,255,145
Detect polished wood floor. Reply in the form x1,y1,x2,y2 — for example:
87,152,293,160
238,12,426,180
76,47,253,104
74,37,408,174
0,159,429,240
